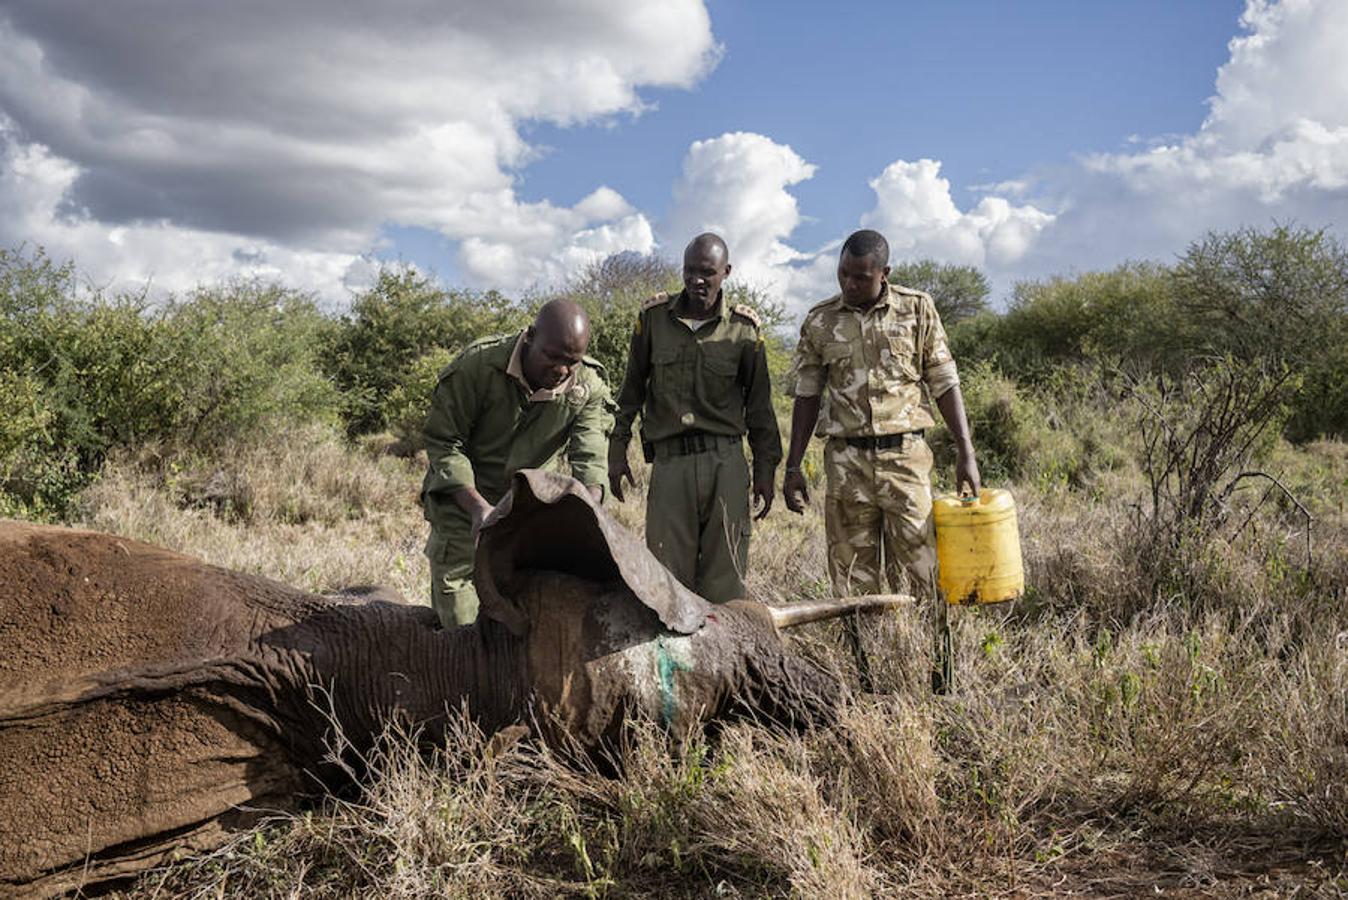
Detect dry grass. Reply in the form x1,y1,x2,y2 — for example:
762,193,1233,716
76,423,431,600
67,426,1348,898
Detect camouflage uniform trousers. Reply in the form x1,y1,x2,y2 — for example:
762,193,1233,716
645,436,751,603
822,433,951,690
425,507,479,628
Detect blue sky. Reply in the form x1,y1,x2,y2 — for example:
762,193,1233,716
1,0,1344,312
519,0,1241,246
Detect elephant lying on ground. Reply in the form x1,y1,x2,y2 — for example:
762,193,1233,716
0,470,908,896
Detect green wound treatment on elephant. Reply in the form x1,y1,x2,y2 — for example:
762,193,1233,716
0,469,912,896
656,636,694,728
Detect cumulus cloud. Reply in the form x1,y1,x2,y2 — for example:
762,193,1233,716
664,131,824,302
663,134,1049,314
0,0,716,298
862,159,1053,270
1019,0,1348,277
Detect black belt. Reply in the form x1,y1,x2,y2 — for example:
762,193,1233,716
841,430,923,451
655,431,737,458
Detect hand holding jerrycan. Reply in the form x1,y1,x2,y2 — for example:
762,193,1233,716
933,488,1024,605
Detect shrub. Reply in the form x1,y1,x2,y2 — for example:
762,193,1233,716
325,267,528,436
157,282,341,447
927,359,1139,497
382,348,455,455
1173,225,1348,441
960,263,1181,382
0,248,341,515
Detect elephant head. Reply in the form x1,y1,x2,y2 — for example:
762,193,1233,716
471,470,912,749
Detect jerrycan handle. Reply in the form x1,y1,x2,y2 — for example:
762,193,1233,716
958,482,979,505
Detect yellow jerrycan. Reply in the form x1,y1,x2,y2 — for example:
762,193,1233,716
933,488,1024,605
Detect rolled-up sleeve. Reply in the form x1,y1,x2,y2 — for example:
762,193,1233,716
919,294,960,399
790,317,825,398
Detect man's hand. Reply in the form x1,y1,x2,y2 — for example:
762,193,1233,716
783,468,809,514
955,448,982,498
608,444,635,502
752,479,774,521
466,495,494,541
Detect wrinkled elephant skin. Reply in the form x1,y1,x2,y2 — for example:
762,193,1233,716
0,471,839,896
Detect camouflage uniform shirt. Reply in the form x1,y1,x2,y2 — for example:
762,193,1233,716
791,282,960,435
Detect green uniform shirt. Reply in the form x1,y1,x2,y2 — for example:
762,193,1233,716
611,290,782,484
420,331,613,527
790,282,960,437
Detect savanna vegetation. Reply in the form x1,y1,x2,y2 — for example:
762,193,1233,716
2,225,1346,896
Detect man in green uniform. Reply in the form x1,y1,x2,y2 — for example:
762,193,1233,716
421,299,613,627
783,229,981,691
607,233,781,602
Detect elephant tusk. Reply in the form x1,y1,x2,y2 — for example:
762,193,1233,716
765,593,916,629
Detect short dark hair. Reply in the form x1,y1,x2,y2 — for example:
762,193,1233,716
840,229,889,266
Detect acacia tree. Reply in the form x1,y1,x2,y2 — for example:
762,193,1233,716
1173,225,1348,440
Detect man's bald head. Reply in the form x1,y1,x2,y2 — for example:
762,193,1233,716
522,298,590,391
684,232,729,266
533,298,590,347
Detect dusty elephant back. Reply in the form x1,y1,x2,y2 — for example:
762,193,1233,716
0,521,342,896
0,520,317,689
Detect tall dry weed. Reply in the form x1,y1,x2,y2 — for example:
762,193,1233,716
68,426,1348,897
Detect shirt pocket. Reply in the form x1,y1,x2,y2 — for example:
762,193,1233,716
822,343,855,391
700,345,742,410
882,318,921,382
651,344,684,400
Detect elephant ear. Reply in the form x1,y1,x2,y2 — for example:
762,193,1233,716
473,470,711,637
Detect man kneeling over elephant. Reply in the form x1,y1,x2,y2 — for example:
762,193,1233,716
421,298,614,627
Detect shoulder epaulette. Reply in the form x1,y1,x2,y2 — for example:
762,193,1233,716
641,292,670,312
463,332,514,352
580,354,606,373
805,293,843,316
731,303,761,328
439,332,511,380
891,284,933,301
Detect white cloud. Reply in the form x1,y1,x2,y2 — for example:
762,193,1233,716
862,159,1053,270
3,0,1343,314
1018,0,1348,279
0,123,367,299
665,131,844,312
663,134,1051,315
0,1,717,298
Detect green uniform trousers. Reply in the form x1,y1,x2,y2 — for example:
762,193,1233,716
425,507,478,628
645,435,751,603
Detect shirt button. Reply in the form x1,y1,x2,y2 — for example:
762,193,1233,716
681,412,695,426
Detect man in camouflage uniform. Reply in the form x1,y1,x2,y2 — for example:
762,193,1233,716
783,230,981,692
421,299,613,627
608,233,781,603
